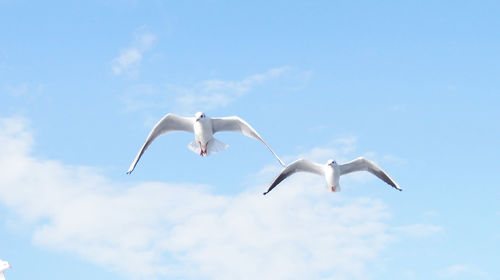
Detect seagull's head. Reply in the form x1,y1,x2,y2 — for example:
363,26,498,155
0,260,11,272
195,112,207,122
327,159,337,167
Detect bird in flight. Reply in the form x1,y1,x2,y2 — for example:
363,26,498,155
263,157,401,195
127,112,285,173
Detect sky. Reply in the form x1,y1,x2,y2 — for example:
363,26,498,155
0,1,499,279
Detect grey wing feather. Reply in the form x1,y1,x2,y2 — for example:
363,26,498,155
339,157,402,191
263,159,324,195
212,116,286,166
127,113,194,174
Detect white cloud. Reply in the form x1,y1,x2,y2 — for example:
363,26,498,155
308,124,327,133
0,117,436,280
175,66,290,113
113,48,142,75
291,136,358,164
4,83,29,96
4,83,44,98
382,154,407,166
422,210,439,218
393,224,444,238
112,31,156,77
438,264,485,278
121,66,303,114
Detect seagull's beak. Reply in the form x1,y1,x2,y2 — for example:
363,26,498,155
196,118,200,122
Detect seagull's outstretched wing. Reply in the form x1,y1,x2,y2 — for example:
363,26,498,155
263,159,324,195
339,157,402,191
212,116,285,166
127,113,194,174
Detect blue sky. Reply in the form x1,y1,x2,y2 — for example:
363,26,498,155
1,1,499,279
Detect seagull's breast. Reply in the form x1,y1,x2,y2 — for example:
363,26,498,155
324,166,339,188
194,120,213,144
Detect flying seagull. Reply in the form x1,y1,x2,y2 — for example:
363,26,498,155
0,260,11,280
127,112,285,173
263,157,402,195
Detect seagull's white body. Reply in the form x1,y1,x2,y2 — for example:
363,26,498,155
263,157,402,195
193,115,214,149
0,260,11,280
127,112,285,173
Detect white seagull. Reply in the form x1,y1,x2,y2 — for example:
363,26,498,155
127,112,285,173
0,260,11,280
263,157,402,195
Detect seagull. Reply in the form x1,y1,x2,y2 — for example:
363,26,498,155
0,260,11,280
127,112,285,173
263,157,402,195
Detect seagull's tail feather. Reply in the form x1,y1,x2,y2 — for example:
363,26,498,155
187,138,229,155
188,140,202,154
207,138,229,155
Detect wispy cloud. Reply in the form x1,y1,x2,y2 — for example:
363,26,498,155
121,66,308,115
290,136,358,164
0,116,408,280
3,83,44,98
393,224,444,238
438,264,486,278
382,154,407,166
423,210,439,218
112,30,156,77
4,83,29,96
175,66,290,111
